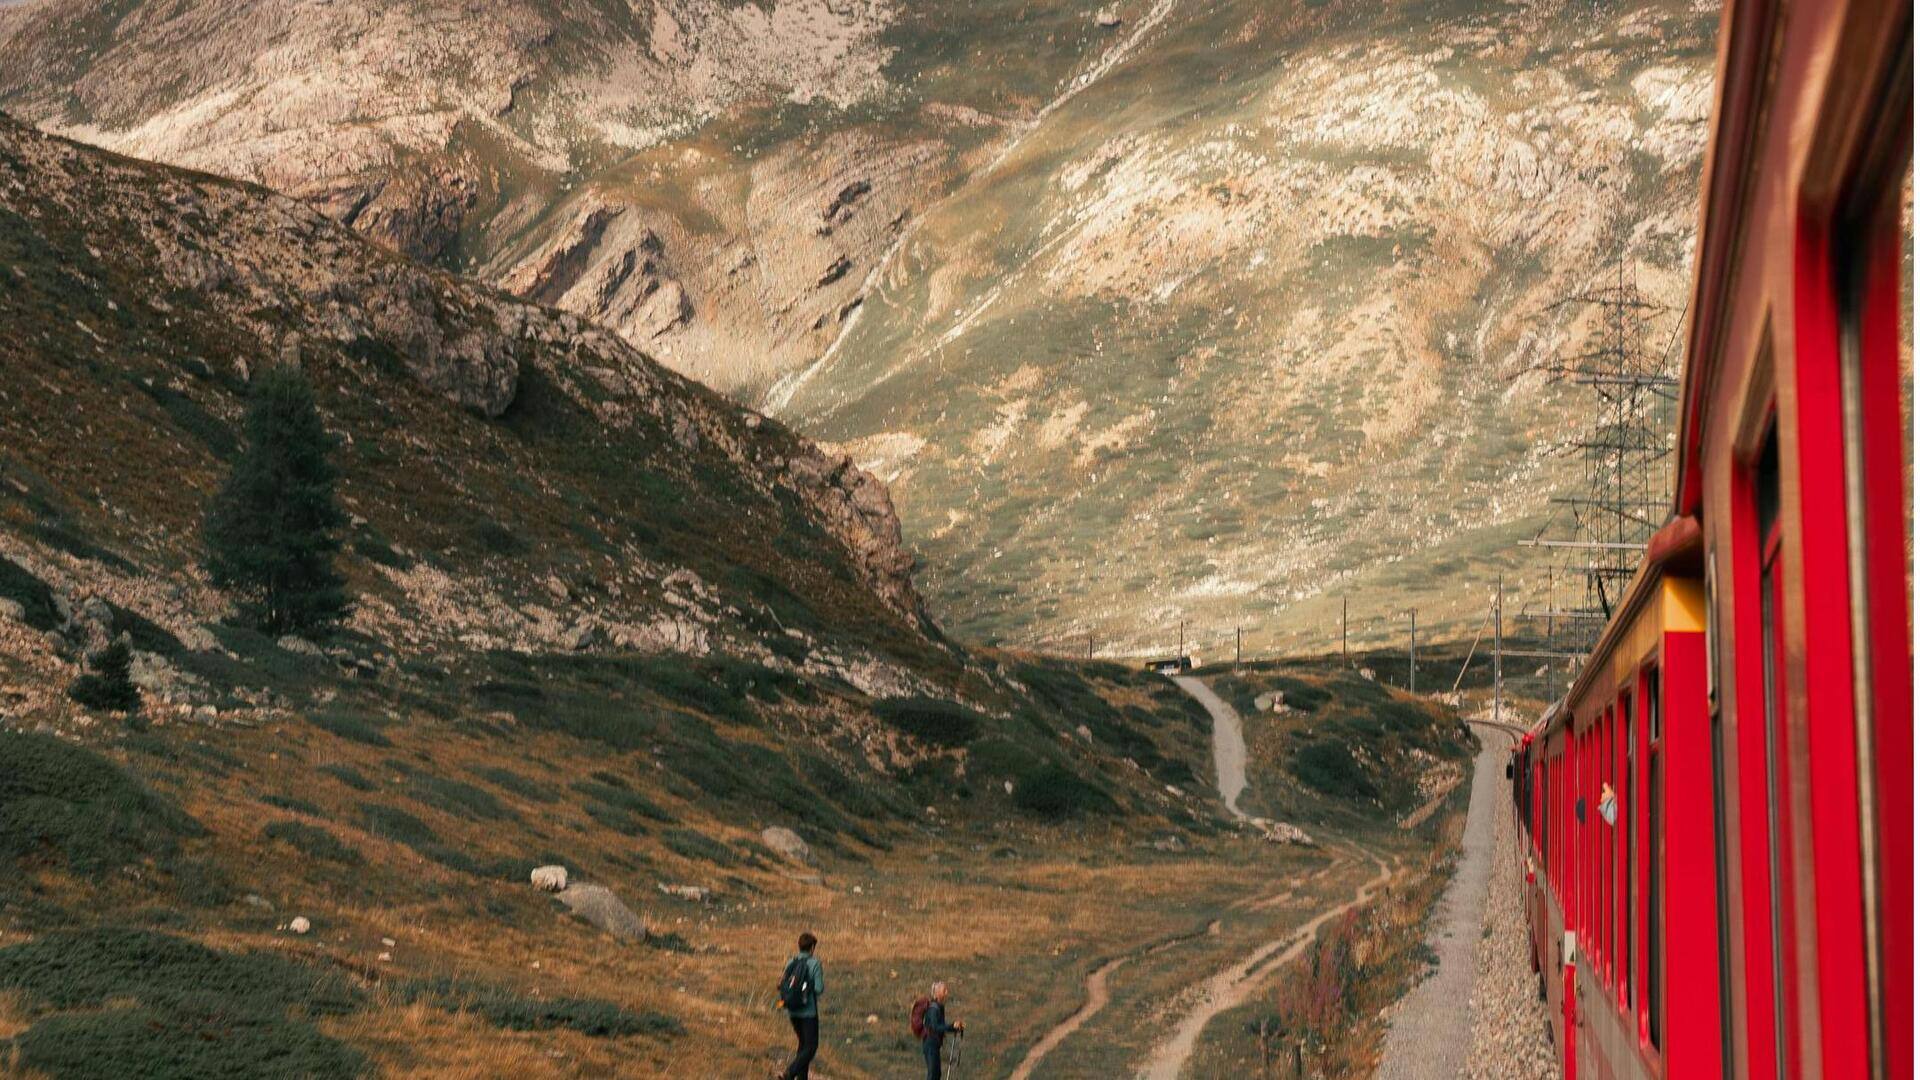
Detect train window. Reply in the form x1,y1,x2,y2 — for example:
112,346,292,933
1757,425,1819,1076
1624,687,1635,1008
1834,109,1910,1080
1648,666,1664,1052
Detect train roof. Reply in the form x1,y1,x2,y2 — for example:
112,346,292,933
1560,515,1705,716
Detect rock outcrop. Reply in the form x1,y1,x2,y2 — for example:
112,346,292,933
759,826,813,866
555,883,648,943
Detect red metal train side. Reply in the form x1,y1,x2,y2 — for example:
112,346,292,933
1513,3,1911,1078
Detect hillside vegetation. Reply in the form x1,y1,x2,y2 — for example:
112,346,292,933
0,115,1238,1076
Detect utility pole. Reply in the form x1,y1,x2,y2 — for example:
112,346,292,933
1407,609,1417,693
1235,627,1243,671
1341,596,1349,664
1178,619,1186,662
1087,632,1094,661
1494,576,1504,727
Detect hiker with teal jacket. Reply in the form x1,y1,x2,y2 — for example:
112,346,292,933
773,932,824,1080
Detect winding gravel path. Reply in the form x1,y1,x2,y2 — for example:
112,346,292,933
1137,853,1393,1080
1374,730,1505,1079
1170,675,1248,819
1008,954,1129,1080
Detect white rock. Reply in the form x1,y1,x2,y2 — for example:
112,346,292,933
760,826,813,865
277,635,325,657
530,865,569,892
288,916,312,934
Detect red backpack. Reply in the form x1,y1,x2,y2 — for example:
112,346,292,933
909,996,932,1039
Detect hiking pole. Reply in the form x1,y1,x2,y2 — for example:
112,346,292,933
947,1031,963,1079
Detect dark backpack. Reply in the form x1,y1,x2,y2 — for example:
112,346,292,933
909,996,932,1039
779,956,813,1011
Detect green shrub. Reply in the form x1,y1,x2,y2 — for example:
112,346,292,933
0,732,200,873
873,696,984,747
318,763,376,791
475,766,556,803
262,793,322,816
572,780,671,824
1012,762,1116,820
0,555,60,631
1291,740,1378,800
469,520,528,557
67,641,141,713
350,528,412,570
0,927,361,1014
357,804,527,880
15,1004,365,1080
132,376,238,459
359,803,439,848
399,977,681,1039
263,820,362,865
0,928,363,1080
661,828,742,867
309,708,392,748
410,776,516,822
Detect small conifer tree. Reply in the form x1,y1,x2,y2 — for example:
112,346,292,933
67,639,141,713
203,366,348,633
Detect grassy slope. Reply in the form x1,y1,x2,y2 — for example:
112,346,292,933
0,114,1240,1077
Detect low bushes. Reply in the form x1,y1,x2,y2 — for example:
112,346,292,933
1291,739,1378,801
308,707,393,748
474,766,557,803
409,775,516,822
263,820,362,865
0,927,365,1080
1012,761,1117,821
0,732,201,874
398,977,682,1039
873,696,984,747
318,763,377,791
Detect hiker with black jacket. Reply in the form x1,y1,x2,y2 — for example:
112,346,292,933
919,981,964,1080
773,932,824,1080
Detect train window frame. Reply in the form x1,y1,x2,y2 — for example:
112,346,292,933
1646,663,1664,1053
1828,46,1910,1077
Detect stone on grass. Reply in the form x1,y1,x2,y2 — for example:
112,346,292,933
760,826,812,865
556,883,648,943
277,635,325,657
657,883,711,903
287,916,312,934
530,864,569,892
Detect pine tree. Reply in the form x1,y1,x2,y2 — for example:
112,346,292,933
203,366,348,633
67,639,141,713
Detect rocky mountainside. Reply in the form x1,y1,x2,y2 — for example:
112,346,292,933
0,110,935,694
0,0,1139,396
0,113,1234,1076
0,0,1719,657
774,0,1720,654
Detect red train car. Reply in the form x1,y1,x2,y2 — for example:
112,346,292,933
1514,521,1723,1080
1512,2,1911,1077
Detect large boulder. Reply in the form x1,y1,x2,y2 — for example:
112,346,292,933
555,883,647,943
530,865,568,892
760,826,813,866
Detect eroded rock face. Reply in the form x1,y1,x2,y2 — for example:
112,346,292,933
784,450,918,619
